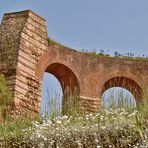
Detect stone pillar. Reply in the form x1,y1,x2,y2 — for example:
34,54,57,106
0,10,49,117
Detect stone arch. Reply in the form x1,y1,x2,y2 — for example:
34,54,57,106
38,62,80,115
35,48,81,97
101,76,143,102
44,63,80,96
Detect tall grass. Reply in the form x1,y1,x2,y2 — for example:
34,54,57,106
42,91,82,119
42,86,138,119
1,87,148,147
1,105,148,147
101,87,136,111
41,88,62,119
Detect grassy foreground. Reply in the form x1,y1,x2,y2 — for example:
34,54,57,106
0,106,148,148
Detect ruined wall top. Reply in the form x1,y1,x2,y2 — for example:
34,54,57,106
3,10,45,22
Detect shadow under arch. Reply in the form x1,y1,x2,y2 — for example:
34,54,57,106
44,63,80,115
101,76,143,103
45,63,80,96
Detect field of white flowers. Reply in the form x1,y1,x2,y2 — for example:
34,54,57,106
0,107,148,148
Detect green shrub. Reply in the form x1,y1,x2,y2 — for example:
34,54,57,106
1,108,148,147
0,79,148,147
0,74,13,120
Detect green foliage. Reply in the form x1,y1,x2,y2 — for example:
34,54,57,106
102,89,136,111
1,107,148,147
88,51,148,61
48,38,59,46
0,81,148,146
0,118,34,147
0,75,12,106
48,37,148,61
0,74,13,120
48,38,77,52
43,94,82,119
62,95,82,117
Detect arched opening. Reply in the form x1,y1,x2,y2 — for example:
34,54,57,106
41,63,80,117
41,72,63,117
102,87,136,109
101,77,142,109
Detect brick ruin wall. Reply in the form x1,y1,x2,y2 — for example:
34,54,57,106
0,10,49,117
0,10,148,117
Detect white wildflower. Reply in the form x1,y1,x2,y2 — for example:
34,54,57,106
56,120,62,124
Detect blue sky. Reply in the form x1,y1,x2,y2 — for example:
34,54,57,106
0,0,148,55
0,1,147,113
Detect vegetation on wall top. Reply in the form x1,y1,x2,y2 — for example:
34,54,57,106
48,38,148,61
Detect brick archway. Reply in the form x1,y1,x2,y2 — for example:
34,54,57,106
101,76,143,102
44,63,80,96
0,10,148,117
41,63,80,115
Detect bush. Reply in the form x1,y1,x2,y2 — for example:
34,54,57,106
0,74,13,120
0,107,148,147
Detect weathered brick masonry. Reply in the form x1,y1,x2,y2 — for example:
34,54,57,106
0,10,148,117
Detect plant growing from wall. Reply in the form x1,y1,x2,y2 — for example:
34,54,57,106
0,74,13,120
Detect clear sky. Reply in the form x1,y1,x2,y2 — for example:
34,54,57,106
0,1,147,113
0,0,148,55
